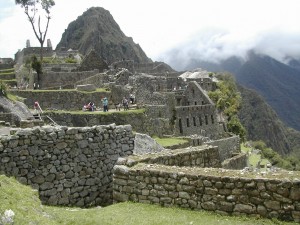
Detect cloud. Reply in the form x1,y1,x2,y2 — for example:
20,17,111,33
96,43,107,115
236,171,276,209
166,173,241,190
158,27,300,70
1,0,300,62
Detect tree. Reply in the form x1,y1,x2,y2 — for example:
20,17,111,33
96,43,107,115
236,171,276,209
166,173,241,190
15,0,55,61
31,55,42,88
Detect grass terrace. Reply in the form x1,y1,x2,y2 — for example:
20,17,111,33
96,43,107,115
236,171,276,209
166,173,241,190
154,136,190,148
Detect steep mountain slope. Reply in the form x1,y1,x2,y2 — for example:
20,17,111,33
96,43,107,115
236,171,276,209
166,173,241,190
235,53,300,131
237,85,292,155
56,7,151,64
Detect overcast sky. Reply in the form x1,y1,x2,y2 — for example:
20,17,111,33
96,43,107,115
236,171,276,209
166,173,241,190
1,0,300,63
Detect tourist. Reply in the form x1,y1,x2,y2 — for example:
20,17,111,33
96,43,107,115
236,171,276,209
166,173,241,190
122,97,129,110
102,97,108,112
114,102,121,111
88,102,95,111
129,93,135,104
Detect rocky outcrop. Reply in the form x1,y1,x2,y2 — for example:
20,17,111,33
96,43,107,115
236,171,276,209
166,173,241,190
78,50,108,72
56,7,152,64
133,133,164,154
0,96,33,125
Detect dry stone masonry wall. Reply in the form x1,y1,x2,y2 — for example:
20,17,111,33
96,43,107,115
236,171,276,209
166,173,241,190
0,124,134,207
113,164,300,222
12,90,109,111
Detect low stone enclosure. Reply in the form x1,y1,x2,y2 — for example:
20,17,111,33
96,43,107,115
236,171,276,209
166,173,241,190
113,152,300,222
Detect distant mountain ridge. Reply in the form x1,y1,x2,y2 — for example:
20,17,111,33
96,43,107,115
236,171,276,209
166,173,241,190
56,7,151,64
235,53,300,131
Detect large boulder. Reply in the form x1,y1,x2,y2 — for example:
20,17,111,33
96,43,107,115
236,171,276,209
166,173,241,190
133,133,164,154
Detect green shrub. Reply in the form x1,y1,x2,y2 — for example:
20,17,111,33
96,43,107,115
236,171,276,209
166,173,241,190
64,58,77,64
252,140,299,170
0,80,8,97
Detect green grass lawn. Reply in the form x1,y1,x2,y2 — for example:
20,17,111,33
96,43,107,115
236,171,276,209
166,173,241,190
154,137,189,148
17,88,110,93
241,144,269,168
1,175,296,225
47,108,145,115
0,68,14,73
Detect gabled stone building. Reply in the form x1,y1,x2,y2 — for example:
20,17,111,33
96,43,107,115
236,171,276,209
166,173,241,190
174,81,221,138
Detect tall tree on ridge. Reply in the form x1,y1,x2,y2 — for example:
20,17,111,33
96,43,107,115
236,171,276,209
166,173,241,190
15,0,55,62
16,0,55,87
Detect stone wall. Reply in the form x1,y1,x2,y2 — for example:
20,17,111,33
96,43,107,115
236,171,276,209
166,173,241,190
207,136,241,162
11,90,111,111
0,124,134,207
133,62,175,74
175,105,220,138
39,70,99,89
221,153,248,170
0,113,20,126
44,111,147,134
75,73,111,90
113,164,300,222
43,64,78,73
119,145,221,168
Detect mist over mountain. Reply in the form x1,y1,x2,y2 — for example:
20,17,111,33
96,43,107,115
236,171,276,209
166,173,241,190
160,28,300,71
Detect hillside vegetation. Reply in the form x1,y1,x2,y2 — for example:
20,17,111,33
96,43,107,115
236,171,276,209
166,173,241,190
208,73,246,142
208,73,300,170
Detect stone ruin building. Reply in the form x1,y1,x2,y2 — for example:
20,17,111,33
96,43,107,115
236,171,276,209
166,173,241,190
0,42,299,223
9,40,242,160
12,41,239,155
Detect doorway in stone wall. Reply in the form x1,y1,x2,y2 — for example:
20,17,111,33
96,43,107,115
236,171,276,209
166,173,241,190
179,118,183,134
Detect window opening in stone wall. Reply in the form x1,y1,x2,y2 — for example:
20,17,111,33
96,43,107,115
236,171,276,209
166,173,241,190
199,116,202,126
211,115,214,124
193,117,196,126
205,115,208,125
202,101,205,105
179,118,183,134
192,89,195,97
195,101,197,105
186,118,190,127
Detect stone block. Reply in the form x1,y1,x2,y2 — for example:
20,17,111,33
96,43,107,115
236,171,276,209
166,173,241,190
76,84,96,92
290,187,300,200
234,204,255,213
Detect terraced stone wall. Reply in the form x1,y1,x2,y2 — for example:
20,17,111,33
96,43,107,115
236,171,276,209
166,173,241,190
113,163,300,222
0,124,134,207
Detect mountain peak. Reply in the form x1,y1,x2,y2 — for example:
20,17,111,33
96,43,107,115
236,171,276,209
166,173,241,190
56,7,151,64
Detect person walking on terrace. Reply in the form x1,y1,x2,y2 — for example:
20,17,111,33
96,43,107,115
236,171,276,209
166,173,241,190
102,97,109,112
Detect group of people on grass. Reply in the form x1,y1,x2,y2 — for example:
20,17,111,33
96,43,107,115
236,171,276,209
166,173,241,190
83,94,135,112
